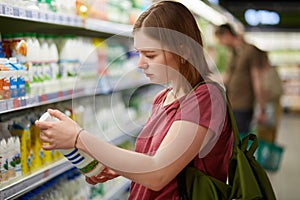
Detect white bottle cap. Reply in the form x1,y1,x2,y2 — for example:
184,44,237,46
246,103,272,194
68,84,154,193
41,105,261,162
39,112,59,122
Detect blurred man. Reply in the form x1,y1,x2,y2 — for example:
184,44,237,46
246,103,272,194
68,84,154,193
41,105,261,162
215,23,267,135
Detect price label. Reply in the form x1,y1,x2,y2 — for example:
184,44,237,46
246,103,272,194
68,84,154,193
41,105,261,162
0,100,7,112
43,169,49,178
39,11,46,21
12,6,19,17
65,15,71,25
6,99,14,110
32,10,38,19
58,14,64,24
25,10,32,18
44,12,49,21
57,91,63,98
0,4,4,15
4,4,13,16
13,98,20,108
40,94,47,102
19,7,26,18
52,13,58,23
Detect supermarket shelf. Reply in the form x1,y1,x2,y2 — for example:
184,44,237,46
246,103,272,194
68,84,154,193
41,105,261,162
0,3,132,37
0,127,136,200
0,88,83,115
0,159,73,200
0,77,150,119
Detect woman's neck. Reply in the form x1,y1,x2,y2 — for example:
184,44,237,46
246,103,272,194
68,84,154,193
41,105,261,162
170,79,191,98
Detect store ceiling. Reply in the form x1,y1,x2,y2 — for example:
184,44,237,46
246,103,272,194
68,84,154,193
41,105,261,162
218,0,300,32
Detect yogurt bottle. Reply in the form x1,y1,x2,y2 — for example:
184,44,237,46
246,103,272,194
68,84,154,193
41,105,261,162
38,112,104,177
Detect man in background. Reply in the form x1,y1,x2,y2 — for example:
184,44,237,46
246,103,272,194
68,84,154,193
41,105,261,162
214,23,267,135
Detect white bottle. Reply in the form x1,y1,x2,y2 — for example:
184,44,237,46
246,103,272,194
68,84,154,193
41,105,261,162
38,112,104,177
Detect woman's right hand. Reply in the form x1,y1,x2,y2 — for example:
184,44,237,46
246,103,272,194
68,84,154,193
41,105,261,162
85,167,119,185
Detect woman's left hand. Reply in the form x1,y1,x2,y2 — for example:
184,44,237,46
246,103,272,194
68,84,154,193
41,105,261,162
35,108,82,150
85,167,119,185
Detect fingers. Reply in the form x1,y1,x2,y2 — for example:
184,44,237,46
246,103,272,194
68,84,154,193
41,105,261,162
48,109,67,121
35,120,53,130
85,175,110,185
85,168,119,185
39,130,56,150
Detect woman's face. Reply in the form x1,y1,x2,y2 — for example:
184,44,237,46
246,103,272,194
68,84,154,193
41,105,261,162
134,30,180,84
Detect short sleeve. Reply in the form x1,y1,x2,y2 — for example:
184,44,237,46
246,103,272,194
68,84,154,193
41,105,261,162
174,84,227,156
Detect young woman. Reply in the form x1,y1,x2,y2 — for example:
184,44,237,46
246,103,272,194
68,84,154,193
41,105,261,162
35,1,233,199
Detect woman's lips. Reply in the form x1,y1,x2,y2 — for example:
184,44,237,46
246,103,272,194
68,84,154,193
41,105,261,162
145,73,153,77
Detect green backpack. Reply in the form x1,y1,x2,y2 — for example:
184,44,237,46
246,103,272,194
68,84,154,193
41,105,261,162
177,83,276,200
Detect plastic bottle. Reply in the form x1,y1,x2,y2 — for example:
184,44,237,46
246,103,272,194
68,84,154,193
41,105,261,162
46,35,60,93
10,118,32,175
39,112,105,177
31,33,43,95
6,137,16,180
22,32,34,96
0,139,8,182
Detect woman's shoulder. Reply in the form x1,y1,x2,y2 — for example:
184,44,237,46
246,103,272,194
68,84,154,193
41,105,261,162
194,82,225,97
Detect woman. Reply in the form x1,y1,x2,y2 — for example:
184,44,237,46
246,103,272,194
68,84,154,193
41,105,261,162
35,1,233,199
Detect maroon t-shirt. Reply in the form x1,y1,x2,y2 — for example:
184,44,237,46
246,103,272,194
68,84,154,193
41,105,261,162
128,83,233,200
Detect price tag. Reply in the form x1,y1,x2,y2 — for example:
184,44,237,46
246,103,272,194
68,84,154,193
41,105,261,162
43,169,50,178
12,6,19,17
0,100,7,112
44,12,49,21
32,10,38,19
0,4,4,15
13,98,20,108
58,14,64,24
39,11,46,21
25,9,32,18
57,91,63,98
26,96,39,106
4,4,13,16
65,15,71,25
53,13,58,23
19,7,26,18
40,94,47,102
6,99,14,110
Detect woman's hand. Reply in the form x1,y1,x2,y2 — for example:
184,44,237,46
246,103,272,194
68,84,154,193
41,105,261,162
85,167,119,185
35,109,82,150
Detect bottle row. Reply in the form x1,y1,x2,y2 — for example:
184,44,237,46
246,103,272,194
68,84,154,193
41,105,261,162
0,32,143,106
0,108,80,185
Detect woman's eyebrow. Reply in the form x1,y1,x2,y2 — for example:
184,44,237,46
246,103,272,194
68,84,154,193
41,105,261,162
134,48,157,53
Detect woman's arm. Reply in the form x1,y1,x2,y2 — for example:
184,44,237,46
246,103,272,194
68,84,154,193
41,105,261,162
36,109,210,191
79,120,209,191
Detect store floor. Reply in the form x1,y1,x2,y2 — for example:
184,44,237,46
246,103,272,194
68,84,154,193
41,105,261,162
268,112,300,200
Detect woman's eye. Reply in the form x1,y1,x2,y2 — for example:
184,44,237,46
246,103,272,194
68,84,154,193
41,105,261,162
145,54,155,58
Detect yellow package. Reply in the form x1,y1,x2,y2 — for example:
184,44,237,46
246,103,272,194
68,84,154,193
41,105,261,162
10,122,31,176
30,124,43,171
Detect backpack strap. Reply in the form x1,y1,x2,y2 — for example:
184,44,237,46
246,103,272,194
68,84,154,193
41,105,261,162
176,81,241,199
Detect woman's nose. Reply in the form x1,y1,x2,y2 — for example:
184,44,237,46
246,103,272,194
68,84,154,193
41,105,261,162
137,55,148,69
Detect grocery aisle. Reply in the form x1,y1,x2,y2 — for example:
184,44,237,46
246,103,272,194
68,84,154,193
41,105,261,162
267,112,300,200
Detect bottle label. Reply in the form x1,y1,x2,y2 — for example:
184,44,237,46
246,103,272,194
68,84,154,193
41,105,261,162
79,159,99,174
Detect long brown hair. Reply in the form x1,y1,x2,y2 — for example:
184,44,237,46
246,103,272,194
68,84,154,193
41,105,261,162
133,1,211,88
